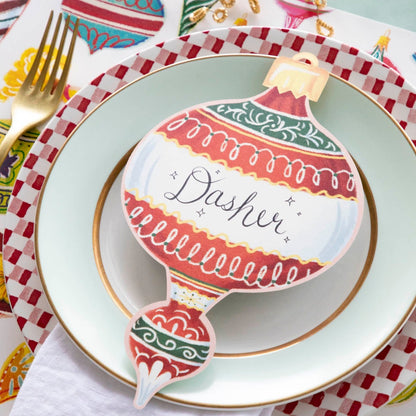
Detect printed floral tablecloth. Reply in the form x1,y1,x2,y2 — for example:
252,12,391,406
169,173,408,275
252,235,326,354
0,1,415,415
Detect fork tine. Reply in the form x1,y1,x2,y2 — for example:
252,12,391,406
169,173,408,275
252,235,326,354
34,13,63,92
44,15,70,94
21,11,54,89
47,17,79,96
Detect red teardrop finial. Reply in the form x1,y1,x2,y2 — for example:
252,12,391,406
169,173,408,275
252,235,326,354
126,304,214,408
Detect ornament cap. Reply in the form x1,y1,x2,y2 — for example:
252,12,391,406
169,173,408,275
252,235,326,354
375,29,391,50
263,52,329,102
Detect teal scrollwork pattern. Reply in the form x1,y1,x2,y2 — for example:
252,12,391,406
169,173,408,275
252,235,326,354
131,316,210,364
208,101,342,153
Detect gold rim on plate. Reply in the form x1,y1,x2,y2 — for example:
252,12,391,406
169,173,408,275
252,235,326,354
35,53,416,408
92,149,377,358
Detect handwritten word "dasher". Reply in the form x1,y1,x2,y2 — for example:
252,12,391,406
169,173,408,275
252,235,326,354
164,166,286,235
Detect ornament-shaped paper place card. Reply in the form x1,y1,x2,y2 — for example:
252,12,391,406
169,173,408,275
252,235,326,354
121,52,364,408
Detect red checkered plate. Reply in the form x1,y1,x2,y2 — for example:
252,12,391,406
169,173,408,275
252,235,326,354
4,28,416,413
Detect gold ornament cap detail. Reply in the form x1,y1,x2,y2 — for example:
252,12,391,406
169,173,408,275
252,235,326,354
263,52,329,102
376,30,391,49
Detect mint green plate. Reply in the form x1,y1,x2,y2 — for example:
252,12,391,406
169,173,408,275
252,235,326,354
36,54,416,409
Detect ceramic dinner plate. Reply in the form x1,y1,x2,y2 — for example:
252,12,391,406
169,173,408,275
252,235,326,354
34,53,416,408
96,147,373,355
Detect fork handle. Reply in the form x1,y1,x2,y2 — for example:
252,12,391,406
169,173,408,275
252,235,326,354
0,124,27,172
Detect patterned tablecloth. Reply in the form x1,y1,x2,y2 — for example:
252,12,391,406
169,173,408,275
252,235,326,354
0,1,415,415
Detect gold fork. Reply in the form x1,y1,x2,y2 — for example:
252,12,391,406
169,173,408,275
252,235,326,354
0,11,79,169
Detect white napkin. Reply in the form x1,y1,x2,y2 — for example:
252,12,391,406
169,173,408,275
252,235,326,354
9,324,274,416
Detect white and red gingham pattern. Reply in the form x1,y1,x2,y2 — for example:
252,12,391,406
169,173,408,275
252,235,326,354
3,27,416,414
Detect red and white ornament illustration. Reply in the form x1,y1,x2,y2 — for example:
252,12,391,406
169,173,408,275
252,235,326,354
62,0,165,53
121,53,364,408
